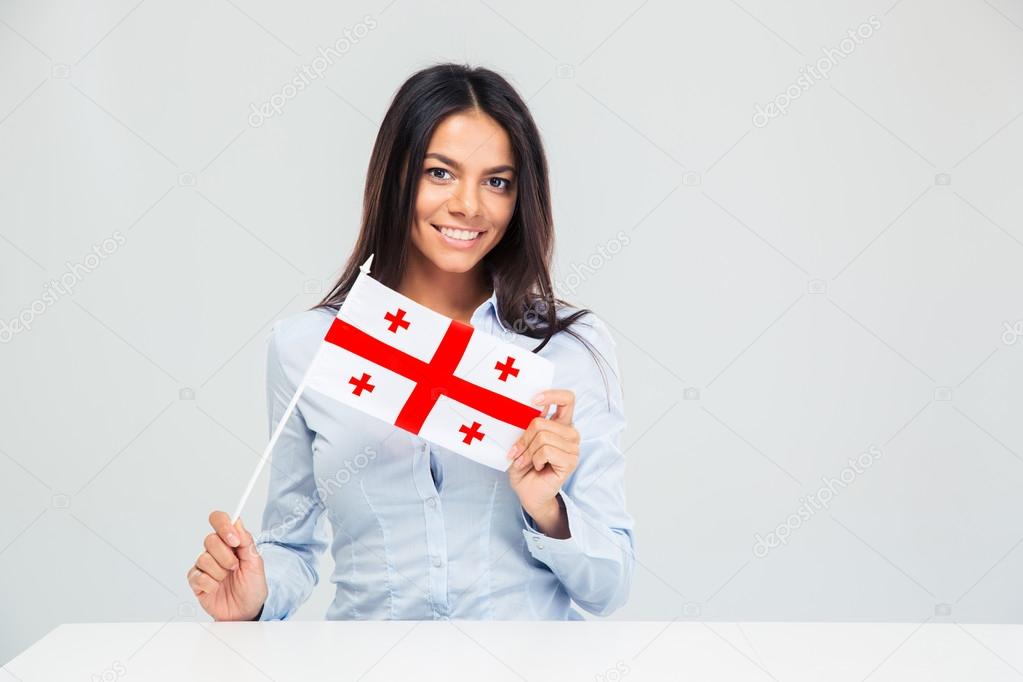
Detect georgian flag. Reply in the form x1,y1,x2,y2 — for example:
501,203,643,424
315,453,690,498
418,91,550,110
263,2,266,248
304,259,555,471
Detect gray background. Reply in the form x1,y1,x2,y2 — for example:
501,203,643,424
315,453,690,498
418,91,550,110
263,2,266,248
2,0,1023,669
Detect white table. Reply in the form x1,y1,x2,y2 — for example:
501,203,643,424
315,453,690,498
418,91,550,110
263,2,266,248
4,620,1022,681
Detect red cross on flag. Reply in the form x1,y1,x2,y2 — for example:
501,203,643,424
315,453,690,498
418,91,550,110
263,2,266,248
302,256,555,471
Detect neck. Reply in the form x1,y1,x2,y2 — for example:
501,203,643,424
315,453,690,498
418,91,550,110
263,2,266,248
398,251,493,324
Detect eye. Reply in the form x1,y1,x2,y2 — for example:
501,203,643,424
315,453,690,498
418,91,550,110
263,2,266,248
487,177,512,191
425,167,452,181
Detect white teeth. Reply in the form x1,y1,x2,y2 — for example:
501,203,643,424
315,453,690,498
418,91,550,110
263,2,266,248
439,226,480,241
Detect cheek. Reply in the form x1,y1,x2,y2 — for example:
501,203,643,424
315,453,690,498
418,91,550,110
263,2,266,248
487,192,516,232
415,182,446,218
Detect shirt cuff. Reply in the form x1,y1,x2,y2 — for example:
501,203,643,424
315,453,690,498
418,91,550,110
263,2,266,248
519,492,590,566
256,544,288,621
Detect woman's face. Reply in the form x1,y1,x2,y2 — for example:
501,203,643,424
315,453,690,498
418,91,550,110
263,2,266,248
410,110,518,275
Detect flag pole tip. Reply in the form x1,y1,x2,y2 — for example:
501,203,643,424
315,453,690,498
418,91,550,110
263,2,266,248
360,254,374,274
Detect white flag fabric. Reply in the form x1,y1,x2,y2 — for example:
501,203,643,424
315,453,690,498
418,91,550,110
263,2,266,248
304,270,555,470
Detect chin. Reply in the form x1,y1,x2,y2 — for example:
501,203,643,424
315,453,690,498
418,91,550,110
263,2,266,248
426,250,483,274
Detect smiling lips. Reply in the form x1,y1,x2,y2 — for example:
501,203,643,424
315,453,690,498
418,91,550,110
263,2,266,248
433,223,484,246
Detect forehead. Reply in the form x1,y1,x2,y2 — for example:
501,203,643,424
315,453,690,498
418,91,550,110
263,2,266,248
426,111,515,167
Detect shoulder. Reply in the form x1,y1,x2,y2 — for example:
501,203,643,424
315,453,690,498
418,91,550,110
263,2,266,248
554,304,617,353
270,306,336,348
544,304,625,419
266,306,336,387
542,304,619,379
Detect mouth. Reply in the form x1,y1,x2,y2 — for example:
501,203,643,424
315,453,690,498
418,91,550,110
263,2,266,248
432,223,485,247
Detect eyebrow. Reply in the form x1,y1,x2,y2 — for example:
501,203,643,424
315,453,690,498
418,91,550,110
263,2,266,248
424,152,516,175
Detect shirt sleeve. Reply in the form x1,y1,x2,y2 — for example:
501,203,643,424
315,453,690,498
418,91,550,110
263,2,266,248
519,314,636,617
254,320,329,621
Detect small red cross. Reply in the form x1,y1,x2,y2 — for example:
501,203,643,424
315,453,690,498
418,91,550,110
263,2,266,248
494,355,520,381
384,308,410,333
459,421,485,445
348,372,375,396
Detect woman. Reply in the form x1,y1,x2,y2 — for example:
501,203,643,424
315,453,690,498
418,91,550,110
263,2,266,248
186,63,635,621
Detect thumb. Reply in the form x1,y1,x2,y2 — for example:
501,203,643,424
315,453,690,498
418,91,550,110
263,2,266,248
234,518,262,569
535,389,574,426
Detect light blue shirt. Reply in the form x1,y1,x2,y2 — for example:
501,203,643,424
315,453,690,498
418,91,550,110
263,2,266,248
254,287,635,621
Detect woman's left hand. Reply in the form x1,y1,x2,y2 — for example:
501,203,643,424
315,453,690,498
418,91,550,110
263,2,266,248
506,389,580,518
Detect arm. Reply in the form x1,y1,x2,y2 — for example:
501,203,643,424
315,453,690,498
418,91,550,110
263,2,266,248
255,319,330,621
518,316,636,616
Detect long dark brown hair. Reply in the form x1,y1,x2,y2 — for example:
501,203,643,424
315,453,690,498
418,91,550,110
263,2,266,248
312,63,611,394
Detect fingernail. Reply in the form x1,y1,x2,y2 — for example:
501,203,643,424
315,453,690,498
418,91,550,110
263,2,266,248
227,533,240,547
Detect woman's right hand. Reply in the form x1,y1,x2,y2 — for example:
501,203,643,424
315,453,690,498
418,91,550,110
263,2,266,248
186,511,268,621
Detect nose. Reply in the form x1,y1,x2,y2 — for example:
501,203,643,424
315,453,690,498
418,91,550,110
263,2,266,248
447,182,482,219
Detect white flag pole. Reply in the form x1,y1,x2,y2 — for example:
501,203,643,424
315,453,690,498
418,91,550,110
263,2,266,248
229,254,375,525
229,356,318,524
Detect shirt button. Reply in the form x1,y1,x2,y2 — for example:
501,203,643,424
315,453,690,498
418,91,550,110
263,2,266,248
536,543,544,550
433,557,442,567
426,497,437,508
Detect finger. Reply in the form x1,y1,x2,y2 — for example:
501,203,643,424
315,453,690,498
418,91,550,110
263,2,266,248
532,389,575,425
234,518,262,567
507,421,537,461
506,453,529,480
188,567,219,594
507,423,531,462
528,417,579,443
209,510,241,548
522,429,575,464
507,429,532,461
204,533,240,571
187,567,203,594
508,416,577,461
196,552,228,581
526,438,577,473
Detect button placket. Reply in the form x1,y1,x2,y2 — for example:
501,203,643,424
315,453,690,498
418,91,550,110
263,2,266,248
412,441,450,617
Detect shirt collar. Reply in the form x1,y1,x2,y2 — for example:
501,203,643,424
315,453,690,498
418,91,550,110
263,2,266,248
487,288,511,333
473,267,510,334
